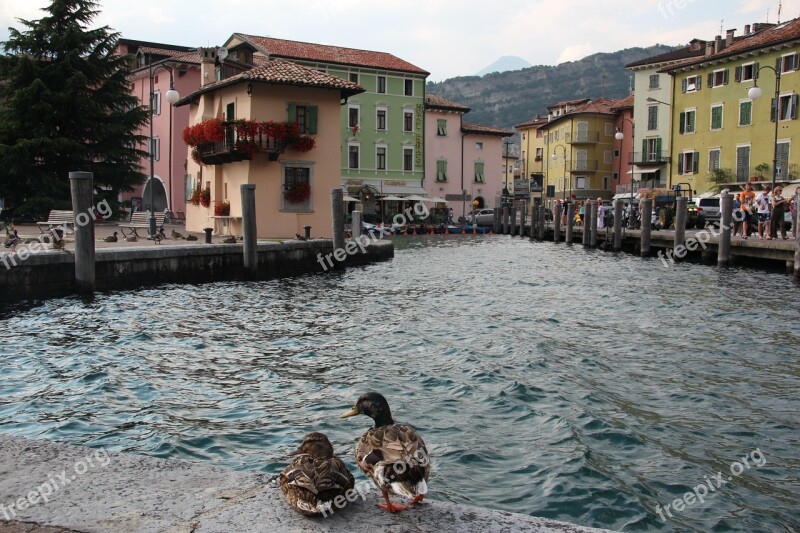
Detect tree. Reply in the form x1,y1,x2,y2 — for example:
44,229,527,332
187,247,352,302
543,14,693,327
708,168,734,192
0,0,148,220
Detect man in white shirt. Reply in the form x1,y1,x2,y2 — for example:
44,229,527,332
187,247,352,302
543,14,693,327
755,185,772,240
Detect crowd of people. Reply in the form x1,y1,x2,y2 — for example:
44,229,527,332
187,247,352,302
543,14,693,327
731,182,795,240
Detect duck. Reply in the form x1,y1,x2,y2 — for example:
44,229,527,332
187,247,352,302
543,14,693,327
103,231,118,243
222,235,237,244
185,234,198,241
153,232,163,245
279,432,355,516
341,392,430,513
170,229,183,239
3,229,20,250
125,234,138,242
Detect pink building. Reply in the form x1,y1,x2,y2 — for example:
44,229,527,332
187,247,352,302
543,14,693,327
611,95,635,195
117,39,202,216
424,95,513,221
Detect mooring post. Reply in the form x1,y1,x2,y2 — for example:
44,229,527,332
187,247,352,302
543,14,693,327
529,205,536,241
509,207,517,236
69,171,95,294
589,201,598,248
795,210,800,279
241,184,257,278
303,225,311,240
674,196,687,259
493,208,500,234
538,205,545,241
351,210,362,240
718,192,732,267
502,206,509,235
582,202,591,247
640,198,653,257
331,188,345,268
520,204,527,237
613,200,623,251
554,204,562,242
566,203,575,245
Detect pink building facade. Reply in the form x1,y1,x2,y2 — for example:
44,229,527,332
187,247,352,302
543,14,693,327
424,95,513,221
611,95,636,195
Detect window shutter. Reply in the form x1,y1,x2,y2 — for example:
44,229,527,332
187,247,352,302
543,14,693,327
682,79,687,93
693,153,699,174
288,103,297,123
776,57,782,73
679,112,686,134
707,73,713,88
443,161,448,180
735,66,742,82
641,139,647,159
792,95,799,120
696,76,702,91
307,106,318,134
771,98,777,122
656,137,662,156
678,156,684,174
723,69,729,85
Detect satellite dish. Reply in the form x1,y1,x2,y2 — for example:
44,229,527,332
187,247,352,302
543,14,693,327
217,47,228,60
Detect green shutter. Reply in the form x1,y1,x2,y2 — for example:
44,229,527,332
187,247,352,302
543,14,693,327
693,153,699,174
641,139,647,160
771,98,777,122
681,79,687,93
735,66,742,82
442,160,447,181
723,69,729,85
288,103,297,123
792,95,799,120
678,156,684,174
679,112,686,134
689,112,695,132
707,73,713,88
308,106,318,134
656,137,662,157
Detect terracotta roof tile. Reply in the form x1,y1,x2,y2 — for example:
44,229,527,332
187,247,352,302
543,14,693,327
235,34,429,75
137,46,191,58
514,116,548,129
626,44,706,68
568,97,617,115
175,58,364,106
461,121,514,137
548,98,590,109
425,94,470,112
610,94,634,111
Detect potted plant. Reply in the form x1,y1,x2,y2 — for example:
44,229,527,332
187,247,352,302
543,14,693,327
200,187,211,208
213,201,230,217
284,182,311,205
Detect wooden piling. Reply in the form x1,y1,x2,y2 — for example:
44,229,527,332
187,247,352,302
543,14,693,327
640,198,652,257
351,210,362,239
566,203,575,245
674,196,687,260
331,189,345,268
240,184,257,278
554,204,562,242
718,192,732,267
69,171,95,294
589,201,598,248
613,200,622,251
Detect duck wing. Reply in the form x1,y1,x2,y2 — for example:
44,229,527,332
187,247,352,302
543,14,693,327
355,424,430,498
280,455,354,515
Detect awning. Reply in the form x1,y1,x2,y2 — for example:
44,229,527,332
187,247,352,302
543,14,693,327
626,166,660,175
780,182,800,198
342,178,426,196
342,195,360,202
612,193,641,200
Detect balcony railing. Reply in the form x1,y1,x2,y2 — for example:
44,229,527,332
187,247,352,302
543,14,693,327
569,160,599,172
196,122,285,165
566,131,600,144
629,151,670,165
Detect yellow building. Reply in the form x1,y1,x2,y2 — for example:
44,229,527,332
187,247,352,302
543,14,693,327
665,20,800,194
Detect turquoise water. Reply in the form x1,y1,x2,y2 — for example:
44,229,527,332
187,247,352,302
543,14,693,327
1,235,799,532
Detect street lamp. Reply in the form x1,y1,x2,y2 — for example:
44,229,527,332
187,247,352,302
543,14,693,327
140,52,180,239
615,118,636,228
748,65,782,192
551,145,568,202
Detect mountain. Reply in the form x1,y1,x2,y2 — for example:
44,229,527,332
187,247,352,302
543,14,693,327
427,45,678,133
475,55,532,76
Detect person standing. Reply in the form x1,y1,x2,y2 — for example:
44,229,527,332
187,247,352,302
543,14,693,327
739,182,756,239
596,197,605,229
771,185,788,239
755,184,772,240
732,193,742,236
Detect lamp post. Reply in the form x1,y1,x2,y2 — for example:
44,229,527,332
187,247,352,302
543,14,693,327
140,52,180,239
615,118,636,228
748,65,782,192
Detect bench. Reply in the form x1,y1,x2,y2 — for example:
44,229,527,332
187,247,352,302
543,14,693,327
37,210,75,234
165,210,186,224
119,212,166,239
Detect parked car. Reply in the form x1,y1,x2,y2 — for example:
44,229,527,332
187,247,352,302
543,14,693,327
696,197,721,226
465,208,496,226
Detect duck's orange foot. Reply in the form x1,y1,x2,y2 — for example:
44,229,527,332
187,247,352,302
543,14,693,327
410,494,425,506
379,492,409,513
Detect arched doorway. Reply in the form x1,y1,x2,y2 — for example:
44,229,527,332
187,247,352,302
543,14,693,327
473,196,485,209
142,177,168,212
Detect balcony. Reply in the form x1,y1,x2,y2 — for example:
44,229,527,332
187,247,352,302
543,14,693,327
629,151,670,165
569,160,599,172
566,131,600,144
195,122,285,165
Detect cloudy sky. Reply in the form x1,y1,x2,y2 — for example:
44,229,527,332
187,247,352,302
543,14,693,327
1,0,799,81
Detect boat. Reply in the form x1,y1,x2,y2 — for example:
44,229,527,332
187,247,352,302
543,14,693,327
446,225,464,234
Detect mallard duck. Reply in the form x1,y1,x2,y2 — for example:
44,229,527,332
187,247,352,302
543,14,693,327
170,229,183,239
185,234,198,241
222,235,237,244
103,231,118,243
279,432,355,516
3,229,20,250
341,392,430,513
125,234,138,242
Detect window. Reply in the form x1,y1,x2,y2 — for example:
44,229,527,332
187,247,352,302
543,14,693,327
404,79,413,96
376,108,387,130
403,148,413,171
575,177,587,189
603,176,609,190
708,69,729,88
780,53,798,73
739,100,752,126
647,105,658,130
736,145,750,181
475,141,484,150
773,94,799,121
150,137,160,161
349,72,358,83
682,75,702,93
777,142,790,179
605,123,613,136
474,161,484,183
679,109,696,134
288,104,318,134
436,119,447,136
613,172,619,181
644,138,661,161
377,76,386,94
403,111,413,132
348,106,359,128
152,91,161,115
348,144,360,169
604,150,612,164
649,74,660,89
282,165,312,212
184,174,195,202
436,160,448,182
679,151,699,175
710,104,723,130
376,146,386,171
709,148,720,171
613,149,620,158
736,62,757,82
535,147,543,160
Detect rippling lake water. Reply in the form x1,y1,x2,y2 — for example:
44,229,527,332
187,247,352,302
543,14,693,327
1,235,799,532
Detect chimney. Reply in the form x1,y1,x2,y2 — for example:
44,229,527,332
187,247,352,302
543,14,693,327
726,28,735,47
714,35,723,53
705,41,714,56
200,48,217,87
744,24,751,35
